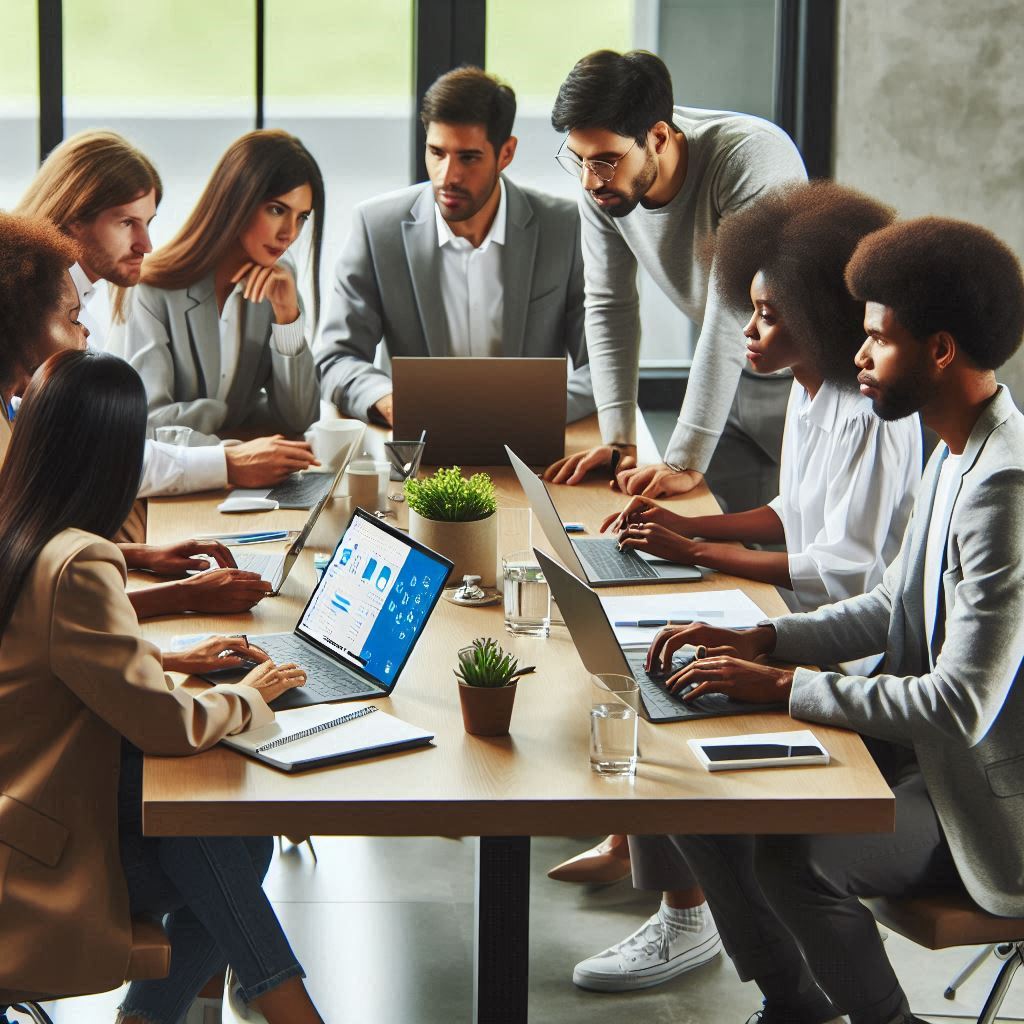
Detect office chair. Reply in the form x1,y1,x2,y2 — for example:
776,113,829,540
0,916,171,1024
868,890,1024,1024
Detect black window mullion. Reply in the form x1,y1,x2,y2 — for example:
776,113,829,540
38,0,64,161
411,0,486,184
255,0,266,129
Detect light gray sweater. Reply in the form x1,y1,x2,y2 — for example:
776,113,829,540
580,105,806,471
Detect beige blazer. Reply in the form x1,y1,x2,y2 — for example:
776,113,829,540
0,402,11,465
0,529,273,998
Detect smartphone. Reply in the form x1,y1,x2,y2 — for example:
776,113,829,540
703,744,824,762
688,732,829,772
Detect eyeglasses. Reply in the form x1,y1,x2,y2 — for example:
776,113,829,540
555,137,639,184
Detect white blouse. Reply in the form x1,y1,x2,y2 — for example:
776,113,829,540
769,380,922,614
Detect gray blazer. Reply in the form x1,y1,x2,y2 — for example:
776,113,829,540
772,386,1024,916
123,263,319,444
314,177,593,422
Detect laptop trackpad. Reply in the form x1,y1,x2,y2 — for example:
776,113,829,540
636,551,702,580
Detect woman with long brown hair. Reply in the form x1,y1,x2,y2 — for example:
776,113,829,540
120,129,324,443
0,348,324,1024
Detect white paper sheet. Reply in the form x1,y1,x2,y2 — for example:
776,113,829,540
598,589,767,647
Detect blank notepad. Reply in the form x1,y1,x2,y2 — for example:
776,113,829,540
223,703,434,773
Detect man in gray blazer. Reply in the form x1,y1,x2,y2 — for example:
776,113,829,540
315,67,593,425
617,218,1024,1024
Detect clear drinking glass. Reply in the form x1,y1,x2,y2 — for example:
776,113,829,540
502,549,550,638
590,673,640,776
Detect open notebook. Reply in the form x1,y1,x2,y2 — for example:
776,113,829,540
223,703,434,773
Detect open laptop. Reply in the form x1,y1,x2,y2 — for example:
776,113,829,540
506,445,702,586
205,508,453,709
392,357,567,466
535,549,782,722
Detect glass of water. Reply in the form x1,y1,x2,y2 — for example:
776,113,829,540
590,673,640,776
502,550,551,638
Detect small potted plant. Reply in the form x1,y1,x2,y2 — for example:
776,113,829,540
405,466,498,585
456,637,529,736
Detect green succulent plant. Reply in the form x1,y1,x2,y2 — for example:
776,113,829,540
456,638,522,689
404,466,497,523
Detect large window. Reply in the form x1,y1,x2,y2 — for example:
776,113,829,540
63,0,256,249
0,1,40,209
264,0,414,305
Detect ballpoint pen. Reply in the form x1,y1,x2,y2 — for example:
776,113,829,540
196,530,291,544
232,531,290,545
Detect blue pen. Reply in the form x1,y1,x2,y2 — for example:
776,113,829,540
563,522,586,533
230,531,290,545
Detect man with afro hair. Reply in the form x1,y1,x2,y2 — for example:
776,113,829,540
629,216,1024,1024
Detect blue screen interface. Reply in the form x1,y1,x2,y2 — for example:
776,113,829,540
297,515,446,686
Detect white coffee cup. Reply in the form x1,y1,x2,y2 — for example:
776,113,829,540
304,419,365,472
344,458,390,512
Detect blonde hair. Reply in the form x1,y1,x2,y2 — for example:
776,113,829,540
16,130,162,323
139,129,325,323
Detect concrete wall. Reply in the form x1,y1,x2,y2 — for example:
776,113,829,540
833,0,1024,398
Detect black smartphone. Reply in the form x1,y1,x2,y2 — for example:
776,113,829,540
703,743,824,762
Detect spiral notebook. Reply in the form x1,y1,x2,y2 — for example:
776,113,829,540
223,703,434,773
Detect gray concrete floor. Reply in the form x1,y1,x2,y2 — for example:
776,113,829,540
16,835,1024,1023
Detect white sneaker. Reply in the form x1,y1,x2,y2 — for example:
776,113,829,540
572,903,722,992
221,967,269,1023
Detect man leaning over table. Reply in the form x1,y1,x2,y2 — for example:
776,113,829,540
544,49,806,513
315,66,595,425
625,217,1024,1024
16,130,319,498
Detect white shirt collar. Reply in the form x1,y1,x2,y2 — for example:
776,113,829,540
434,178,507,252
798,381,845,433
69,261,96,306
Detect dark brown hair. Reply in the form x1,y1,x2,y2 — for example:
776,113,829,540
845,216,1024,370
420,66,516,153
138,130,325,322
712,180,896,387
0,212,81,391
0,350,147,638
551,50,674,147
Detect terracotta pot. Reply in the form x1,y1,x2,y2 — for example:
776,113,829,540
408,509,497,587
458,681,517,737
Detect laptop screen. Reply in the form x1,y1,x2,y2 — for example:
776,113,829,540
295,508,452,689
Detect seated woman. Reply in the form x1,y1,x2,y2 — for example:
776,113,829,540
120,129,323,443
0,212,272,617
554,181,923,996
0,348,322,1024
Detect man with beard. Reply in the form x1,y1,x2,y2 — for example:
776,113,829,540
626,217,1024,1024
315,66,594,424
16,131,319,495
545,50,806,514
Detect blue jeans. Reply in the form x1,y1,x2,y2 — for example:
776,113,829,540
116,744,304,1024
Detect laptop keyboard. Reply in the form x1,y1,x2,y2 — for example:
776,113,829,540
266,472,335,510
575,539,658,580
231,551,277,576
623,649,770,721
259,634,379,701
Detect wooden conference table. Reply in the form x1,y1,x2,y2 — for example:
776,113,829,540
139,414,893,1024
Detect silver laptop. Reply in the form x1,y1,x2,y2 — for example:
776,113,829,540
535,549,781,722
194,461,348,595
506,446,702,587
392,357,567,466
205,508,453,710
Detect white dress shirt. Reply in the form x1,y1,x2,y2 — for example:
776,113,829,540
217,283,245,402
923,447,961,665
69,262,229,497
770,380,922,614
434,179,506,357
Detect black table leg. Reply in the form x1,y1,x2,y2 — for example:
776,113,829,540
474,835,531,1023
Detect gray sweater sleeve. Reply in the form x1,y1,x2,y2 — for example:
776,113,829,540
578,192,641,446
664,131,807,470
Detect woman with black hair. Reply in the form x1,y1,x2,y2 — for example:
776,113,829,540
0,350,323,1023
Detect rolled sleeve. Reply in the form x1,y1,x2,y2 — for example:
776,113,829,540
270,313,307,356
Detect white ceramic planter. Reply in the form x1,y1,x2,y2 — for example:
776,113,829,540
408,509,498,587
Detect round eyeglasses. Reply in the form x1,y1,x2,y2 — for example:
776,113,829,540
555,138,638,184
